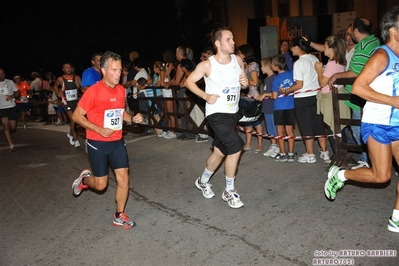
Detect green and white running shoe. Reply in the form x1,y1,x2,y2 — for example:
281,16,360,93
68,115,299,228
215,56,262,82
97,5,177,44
387,217,399,233
324,165,345,201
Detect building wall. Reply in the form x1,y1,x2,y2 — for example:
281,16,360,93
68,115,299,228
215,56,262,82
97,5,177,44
300,0,313,16
221,0,395,49
225,0,255,46
290,0,300,16
353,0,379,33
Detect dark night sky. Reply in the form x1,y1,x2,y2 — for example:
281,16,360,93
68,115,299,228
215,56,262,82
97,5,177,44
2,0,214,79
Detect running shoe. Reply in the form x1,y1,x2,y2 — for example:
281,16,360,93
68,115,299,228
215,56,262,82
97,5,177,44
287,153,296,163
72,169,91,196
271,145,280,158
324,165,345,201
9,144,15,152
387,217,399,233
195,177,215,199
164,131,177,139
275,153,288,162
351,161,370,170
222,190,244,209
74,140,81,148
157,131,168,138
263,146,277,157
195,136,209,143
320,151,331,163
298,153,316,163
67,133,74,146
113,212,136,229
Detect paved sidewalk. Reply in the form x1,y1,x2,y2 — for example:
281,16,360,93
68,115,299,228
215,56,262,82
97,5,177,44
1,121,398,266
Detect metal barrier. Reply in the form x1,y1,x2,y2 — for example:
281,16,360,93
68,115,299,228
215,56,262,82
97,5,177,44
329,78,364,168
29,91,51,121
136,85,211,136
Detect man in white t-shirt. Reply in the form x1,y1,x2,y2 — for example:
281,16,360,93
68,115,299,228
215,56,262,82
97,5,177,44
128,58,148,116
0,68,20,151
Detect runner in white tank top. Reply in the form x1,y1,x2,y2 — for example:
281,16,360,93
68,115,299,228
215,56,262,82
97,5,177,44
185,27,250,209
204,54,241,117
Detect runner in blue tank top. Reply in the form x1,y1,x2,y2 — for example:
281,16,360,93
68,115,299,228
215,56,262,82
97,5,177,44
324,6,399,233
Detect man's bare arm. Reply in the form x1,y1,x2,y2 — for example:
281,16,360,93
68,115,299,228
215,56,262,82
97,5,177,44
185,60,217,103
328,70,358,88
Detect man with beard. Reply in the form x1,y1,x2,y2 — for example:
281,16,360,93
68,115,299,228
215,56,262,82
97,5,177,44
185,27,249,209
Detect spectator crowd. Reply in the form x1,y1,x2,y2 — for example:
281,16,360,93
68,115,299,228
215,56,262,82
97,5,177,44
2,8,399,233
0,19,386,167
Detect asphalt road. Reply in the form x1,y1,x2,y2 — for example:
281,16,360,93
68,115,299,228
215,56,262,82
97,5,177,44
1,121,398,266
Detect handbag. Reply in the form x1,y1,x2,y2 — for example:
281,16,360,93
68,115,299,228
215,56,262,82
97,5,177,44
238,99,262,122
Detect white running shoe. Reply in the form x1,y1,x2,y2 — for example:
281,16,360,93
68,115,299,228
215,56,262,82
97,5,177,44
222,190,244,209
320,151,331,163
351,160,370,170
195,178,215,199
164,132,177,139
271,145,280,158
67,133,74,146
74,140,81,148
297,153,317,163
263,146,277,157
157,131,168,138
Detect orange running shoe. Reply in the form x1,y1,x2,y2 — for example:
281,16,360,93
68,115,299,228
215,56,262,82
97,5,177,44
113,212,136,229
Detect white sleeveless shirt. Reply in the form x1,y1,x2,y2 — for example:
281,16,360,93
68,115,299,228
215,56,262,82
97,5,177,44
362,45,399,126
204,55,241,116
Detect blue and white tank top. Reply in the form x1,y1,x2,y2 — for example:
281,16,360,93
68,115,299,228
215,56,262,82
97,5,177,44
362,45,399,126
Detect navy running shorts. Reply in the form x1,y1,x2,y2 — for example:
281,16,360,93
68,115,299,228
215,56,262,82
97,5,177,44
86,138,129,177
16,103,31,112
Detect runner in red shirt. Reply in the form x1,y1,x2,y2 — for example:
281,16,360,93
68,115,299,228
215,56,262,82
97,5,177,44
71,51,143,229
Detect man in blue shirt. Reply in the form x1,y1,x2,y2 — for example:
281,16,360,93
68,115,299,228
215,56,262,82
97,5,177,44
81,52,102,93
